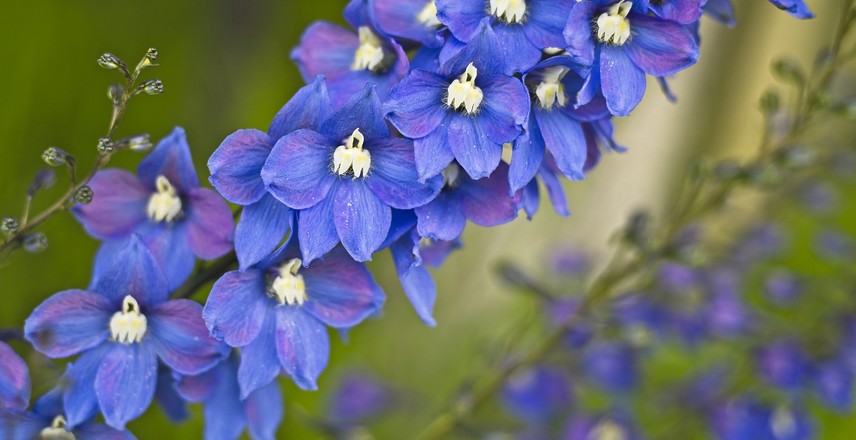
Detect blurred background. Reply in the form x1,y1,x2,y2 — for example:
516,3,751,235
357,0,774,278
0,0,853,438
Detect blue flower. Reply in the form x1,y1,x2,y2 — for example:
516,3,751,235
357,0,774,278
814,360,853,413
176,353,283,440
383,211,439,326
435,0,574,74
361,0,446,48
756,340,808,392
768,0,814,19
23,236,227,429
262,84,442,263
203,243,385,396
415,162,520,241
384,21,530,180
0,342,29,412
327,373,391,425
74,127,235,290
648,0,704,25
209,77,332,270
564,0,700,116
291,7,410,107
582,341,638,393
703,0,737,26
563,411,641,440
501,366,573,425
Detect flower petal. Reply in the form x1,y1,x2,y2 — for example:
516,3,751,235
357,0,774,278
291,21,359,83
95,343,158,429
138,127,200,193
333,180,392,261
439,19,505,77
537,109,587,181
415,192,468,241
435,0,487,42
208,129,273,205
0,410,44,440
73,424,137,440
370,0,446,47
262,129,336,210
493,24,542,74
600,46,646,117
155,367,188,422
384,69,450,139
366,138,444,209
24,290,112,358
563,0,598,67
238,312,281,399
459,163,519,226
480,74,530,145
301,247,385,328
72,169,149,240
509,122,545,193
449,116,503,180
235,194,294,270
137,223,196,293
63,345,111,428
390,230,437,326
149,300,227,375
92,234,171,307
269,76,332,140
414,117,456,182
320,83,390,142
524,0,574,48
650,0,704,24
297,190,342,265
0,342,30,411
186,188,235,260
246,378,285,440
625,14,699,77
275,308,330,391
204,269,270,348
199,361,247,440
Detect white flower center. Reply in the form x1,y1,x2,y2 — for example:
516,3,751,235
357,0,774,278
333,128,372,179
596,1,632,46
40,415,76,440
147,175,182,223
109,295,147,344
446,63,484,115
442,162,461,188
490,0,527,23
770,406,797,439
535,66,569,110
589,420,627,440
418,1,442,27
352,27,386,72
271,258,307,306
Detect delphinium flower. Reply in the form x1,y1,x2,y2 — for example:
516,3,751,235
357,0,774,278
414,161,520,241
563,412,640,440
326,373,392,426
648,0,705,25
385,211,440,325
262,84,442,263
435,0,573,74
582,341,639,393
176,353,283,440
209,77,330,269
501,365,573,426
23,236,227,429
0,342,29,412
291,3,409,107
702,0,738,26
203,243,384,396
711,398,814,440
563,0,700,116
363,0,446,48
74,127,235,289
769,0,815,19
384,21,530,180
518,156,573,219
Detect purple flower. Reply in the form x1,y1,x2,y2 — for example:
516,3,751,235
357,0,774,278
176,353,283,440
384,21,530,180
519,154,572,219
436,0,573,74
582,341,638,393
501,365,573,425
813,360,853,413
386,212,439,326
648,0,704,25
710,398,773,440
563,411,640,440
209,77,332,270
415,162,520,241
327,373,391,424
564,0,699,116
23,236,227,429
364,0,446,47
764,270,803,305
0,342,29,411
74,127,235,290
756,340,808,392
291,5,409,107
262,84,442,263
203,244,384,396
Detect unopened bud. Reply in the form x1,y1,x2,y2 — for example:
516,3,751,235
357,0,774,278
97,53,126,71
138,79,164,95
108,84,124,106
1,217,18,235
772,58,805,85
145,48,159,62
97,138,115,155
42,147,72,167
776,145,814,169
760,90,780,114
22,233,48,253
28,169,57,197
124,134,153,152
624,210,651,248
137,48,160,70
75,186,94,204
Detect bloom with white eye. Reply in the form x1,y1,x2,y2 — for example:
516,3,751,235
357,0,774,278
352,27,387,72
596,1,632,46
146,175,183,223
40,415,76,440
535,66,570,110
446,63,484,115
490,0,527,24
109,295,147,344
332,128,372,179
270,258,308,306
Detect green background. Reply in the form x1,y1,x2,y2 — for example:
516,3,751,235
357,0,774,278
0,0,853,438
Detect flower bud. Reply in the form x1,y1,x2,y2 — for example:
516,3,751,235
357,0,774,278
42,147,72,167
75,185,94,204
1,217,18,235
138,79,164,95
22,233,48,253
759,90,780,114
108,84,124,106
123,134,153,152
28,169,56,197
776,145,814,169
137,48,159,70
97,53,126,71
772,58,805,85
97,137,115,155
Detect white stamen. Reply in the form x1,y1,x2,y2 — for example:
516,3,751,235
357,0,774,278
589,420,627,440
147,175,182,223
770,406,797,439
596,1,632,46
535,66,570,110
271,258,307,306
442,162,461,188
490,0,527,23
417,1,442,27
332,128,372,179
40,415,76,440
352,27,386,71
446,63,484,114
109,296,147,345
